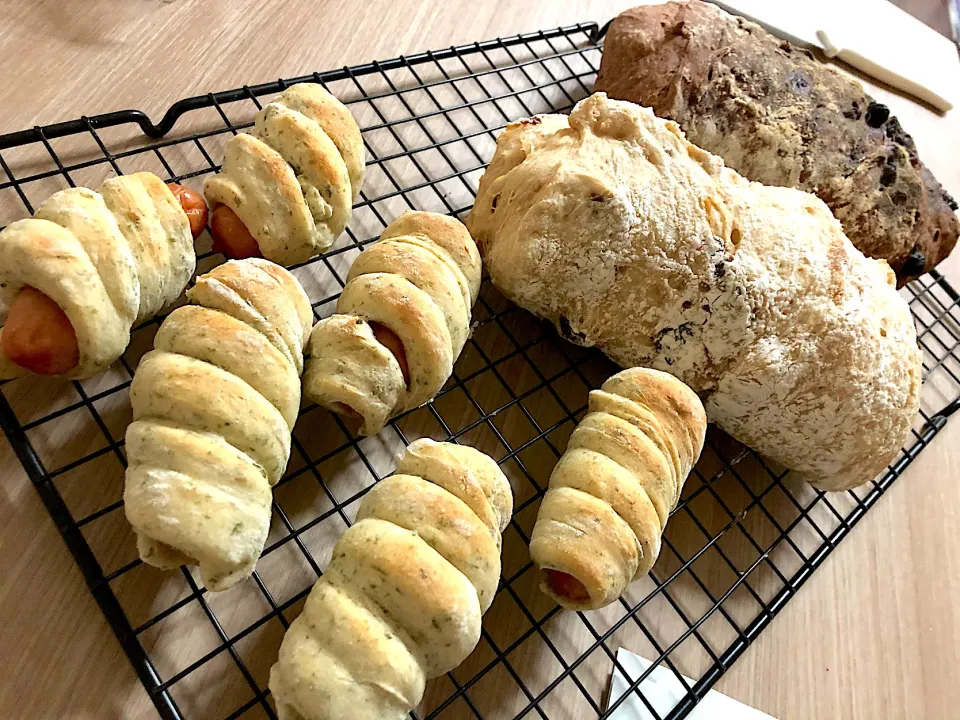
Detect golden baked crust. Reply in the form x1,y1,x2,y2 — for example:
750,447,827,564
268,439,512,720
187,257,313,374
595,0,959,286
395,438,513,543
204,83,363,264
468,93,922,491
124,259,311,591
530,368,706,610
380,210,482,302
271,82,365,202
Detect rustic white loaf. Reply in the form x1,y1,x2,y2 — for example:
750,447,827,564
468,93,922,491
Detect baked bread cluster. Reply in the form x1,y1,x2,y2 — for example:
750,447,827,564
2,25,944,716
124,259,312,591
469,93,922,491
269,439,512,720
531,367,706,610
595,0,959,286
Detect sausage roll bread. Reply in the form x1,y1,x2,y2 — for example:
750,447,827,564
0,173,204,379
269,438,513,720
204,83,364,264
124,258,312,591
303,211,481,435
468,93,922,492
530,367,706,610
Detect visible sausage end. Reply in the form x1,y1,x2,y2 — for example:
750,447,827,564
330,402,362,420
2,286,79,375
324,322,408,431
210,204,262,260
369,321,409,387
167,183,209,240
328,401,365,435
542,569,591,606
322,323,408,433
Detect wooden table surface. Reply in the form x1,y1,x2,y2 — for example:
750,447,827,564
1,1,958,718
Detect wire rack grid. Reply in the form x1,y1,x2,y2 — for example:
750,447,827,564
1,21,958,720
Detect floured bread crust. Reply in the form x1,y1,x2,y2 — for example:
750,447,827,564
595,0,959,286
468,93,922,491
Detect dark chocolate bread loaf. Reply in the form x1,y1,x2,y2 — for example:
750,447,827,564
595,0,959,285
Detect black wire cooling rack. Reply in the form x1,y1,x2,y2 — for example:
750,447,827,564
2,21,959,720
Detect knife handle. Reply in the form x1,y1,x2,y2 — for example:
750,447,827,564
816,29,953,112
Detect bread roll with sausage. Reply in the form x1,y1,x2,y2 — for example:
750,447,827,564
268,439,513,720
530,367,706,610
303,211,481,435
0,173,199,379
124,258,312,591
204,83,364,264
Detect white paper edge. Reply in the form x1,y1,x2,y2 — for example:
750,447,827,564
606,648,777,720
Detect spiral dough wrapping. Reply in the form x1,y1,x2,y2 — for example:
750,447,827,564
204,83,364,264
530,367,706,610
124,258,312,591
0,172,195,379
269,438,513,720
303,211,481,435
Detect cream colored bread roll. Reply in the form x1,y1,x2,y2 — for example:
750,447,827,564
530,367,706,610
204,83,363,264
0,172,195,379
303,211,481,435
468,93,922,491
269,439,513,720
124,258,312,591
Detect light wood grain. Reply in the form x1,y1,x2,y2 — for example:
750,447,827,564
1,1,959,719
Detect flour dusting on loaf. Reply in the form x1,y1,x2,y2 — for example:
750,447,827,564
468,93,922,490
594,0,959,286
